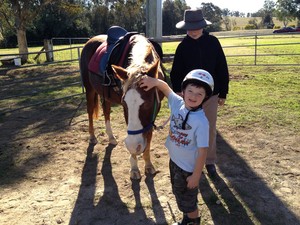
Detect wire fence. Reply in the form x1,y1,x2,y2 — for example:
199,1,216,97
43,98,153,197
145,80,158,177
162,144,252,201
158,32,300,66
0,32,299,115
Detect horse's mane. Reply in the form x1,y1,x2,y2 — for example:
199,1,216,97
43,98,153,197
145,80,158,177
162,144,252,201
122,34,161,93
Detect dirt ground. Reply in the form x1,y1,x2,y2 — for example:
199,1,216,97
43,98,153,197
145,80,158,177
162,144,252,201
0,67,299,225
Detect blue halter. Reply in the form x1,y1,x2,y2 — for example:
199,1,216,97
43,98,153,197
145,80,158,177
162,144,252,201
127,122,154,135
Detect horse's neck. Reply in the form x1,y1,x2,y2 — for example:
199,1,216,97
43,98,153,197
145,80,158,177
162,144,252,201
130,35,155,65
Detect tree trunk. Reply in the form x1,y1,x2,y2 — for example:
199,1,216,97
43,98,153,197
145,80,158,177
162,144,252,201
17,29,28,63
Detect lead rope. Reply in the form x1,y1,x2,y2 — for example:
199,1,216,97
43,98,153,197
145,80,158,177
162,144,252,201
154,88,171,130
152,88,160,129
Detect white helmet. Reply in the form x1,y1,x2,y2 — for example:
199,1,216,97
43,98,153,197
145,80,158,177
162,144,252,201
182,69,214,96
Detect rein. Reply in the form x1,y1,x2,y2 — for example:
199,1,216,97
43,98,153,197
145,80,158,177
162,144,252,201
127,88,160,135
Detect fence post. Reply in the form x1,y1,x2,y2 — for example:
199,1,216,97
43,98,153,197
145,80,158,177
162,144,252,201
44,39,54,62
254,33,257,65
69,38,73,60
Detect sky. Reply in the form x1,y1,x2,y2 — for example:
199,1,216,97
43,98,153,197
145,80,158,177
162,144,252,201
185,0,266,14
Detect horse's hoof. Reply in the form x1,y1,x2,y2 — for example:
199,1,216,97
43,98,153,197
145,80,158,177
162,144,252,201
145,166,156,175
89,137,98,145
130,169,142,180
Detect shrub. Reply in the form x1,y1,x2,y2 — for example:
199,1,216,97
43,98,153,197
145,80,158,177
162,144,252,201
233,26,241,31
245,24,257,30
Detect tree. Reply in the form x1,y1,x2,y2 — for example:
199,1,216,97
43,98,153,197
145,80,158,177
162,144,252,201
248,18,259,29
222,16,231,31
201,2,223,32
35,0,89,39
88,5,110,35
276,0,300,26
277,0,300,20
262,0,275,28
162,0,188,35
222,8,230,17
0,0,40,62
109,0,145,33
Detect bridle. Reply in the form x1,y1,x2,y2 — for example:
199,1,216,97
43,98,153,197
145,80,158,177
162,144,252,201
127,88,160,135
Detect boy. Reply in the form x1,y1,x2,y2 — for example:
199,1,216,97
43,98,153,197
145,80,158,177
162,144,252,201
139,69,214,225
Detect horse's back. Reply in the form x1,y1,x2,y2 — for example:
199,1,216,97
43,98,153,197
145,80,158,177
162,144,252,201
80,35,107,86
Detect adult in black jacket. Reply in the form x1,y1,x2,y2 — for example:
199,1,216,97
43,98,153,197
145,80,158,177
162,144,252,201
170,9,229,182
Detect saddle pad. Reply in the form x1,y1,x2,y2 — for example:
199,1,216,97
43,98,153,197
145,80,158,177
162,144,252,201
88,41,108,75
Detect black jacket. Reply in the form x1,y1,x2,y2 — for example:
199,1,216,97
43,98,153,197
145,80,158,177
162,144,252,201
170,31,229,99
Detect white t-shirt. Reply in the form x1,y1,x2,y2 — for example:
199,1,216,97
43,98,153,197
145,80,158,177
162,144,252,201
165,92,209,172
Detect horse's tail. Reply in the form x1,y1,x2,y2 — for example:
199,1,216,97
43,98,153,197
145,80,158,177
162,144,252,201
93,94,100,119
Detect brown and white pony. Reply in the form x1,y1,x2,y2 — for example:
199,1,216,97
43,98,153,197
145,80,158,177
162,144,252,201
80,33,165,179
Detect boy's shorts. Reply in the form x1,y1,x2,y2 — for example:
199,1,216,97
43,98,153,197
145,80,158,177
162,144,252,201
169,159,198,213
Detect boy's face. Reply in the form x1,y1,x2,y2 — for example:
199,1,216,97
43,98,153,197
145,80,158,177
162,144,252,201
187,29,203,39
183,84,206,109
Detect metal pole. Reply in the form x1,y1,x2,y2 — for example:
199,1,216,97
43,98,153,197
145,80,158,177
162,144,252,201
254,33,257,65
146,0,162,40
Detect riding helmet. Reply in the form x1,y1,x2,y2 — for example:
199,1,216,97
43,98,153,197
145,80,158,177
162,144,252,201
181,69,214,97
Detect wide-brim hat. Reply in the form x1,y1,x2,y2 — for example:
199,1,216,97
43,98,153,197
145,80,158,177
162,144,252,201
176,9,212,30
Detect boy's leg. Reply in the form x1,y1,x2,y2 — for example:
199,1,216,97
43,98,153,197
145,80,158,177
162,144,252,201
169,160,200,225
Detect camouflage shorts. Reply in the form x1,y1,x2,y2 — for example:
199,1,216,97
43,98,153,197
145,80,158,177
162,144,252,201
169,159,198,213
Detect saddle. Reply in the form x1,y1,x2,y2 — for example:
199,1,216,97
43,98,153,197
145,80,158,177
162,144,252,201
88,26,137,87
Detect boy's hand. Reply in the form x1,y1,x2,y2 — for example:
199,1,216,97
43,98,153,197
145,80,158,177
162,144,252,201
139,75,172,97
186,174,200,189
139,76,157,91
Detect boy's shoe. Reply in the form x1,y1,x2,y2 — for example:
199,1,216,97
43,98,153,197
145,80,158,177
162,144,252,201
206,164,217,177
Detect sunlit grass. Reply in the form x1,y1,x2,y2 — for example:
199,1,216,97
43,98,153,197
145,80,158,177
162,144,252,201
217,66,300,132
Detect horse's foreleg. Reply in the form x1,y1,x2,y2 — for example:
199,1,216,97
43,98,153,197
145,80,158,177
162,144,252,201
130,154,141,180
143,134,156,175
143,146,156,175
102,100,118,145
86,91,98,144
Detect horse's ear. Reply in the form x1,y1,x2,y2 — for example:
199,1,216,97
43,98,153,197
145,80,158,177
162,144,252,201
147,60,159,78
111,64,128,81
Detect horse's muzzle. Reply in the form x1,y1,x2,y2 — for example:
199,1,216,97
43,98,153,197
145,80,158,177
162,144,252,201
124,135,146,155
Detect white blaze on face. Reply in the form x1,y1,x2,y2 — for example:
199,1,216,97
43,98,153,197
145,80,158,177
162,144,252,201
123,89,146,154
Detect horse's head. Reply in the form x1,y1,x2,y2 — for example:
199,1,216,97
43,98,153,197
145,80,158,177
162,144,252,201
111,61,162,155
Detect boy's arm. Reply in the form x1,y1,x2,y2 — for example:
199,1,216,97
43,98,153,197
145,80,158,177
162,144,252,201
186,147,207,189
139,76,173,97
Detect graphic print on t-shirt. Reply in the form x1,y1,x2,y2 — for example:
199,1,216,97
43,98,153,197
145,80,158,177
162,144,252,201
169,114,192,147
172,114,191,130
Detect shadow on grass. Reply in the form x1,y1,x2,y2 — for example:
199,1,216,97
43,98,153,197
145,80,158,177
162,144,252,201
199,132,299,225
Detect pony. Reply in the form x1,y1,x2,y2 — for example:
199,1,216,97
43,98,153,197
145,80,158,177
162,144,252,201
80,29,165,179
